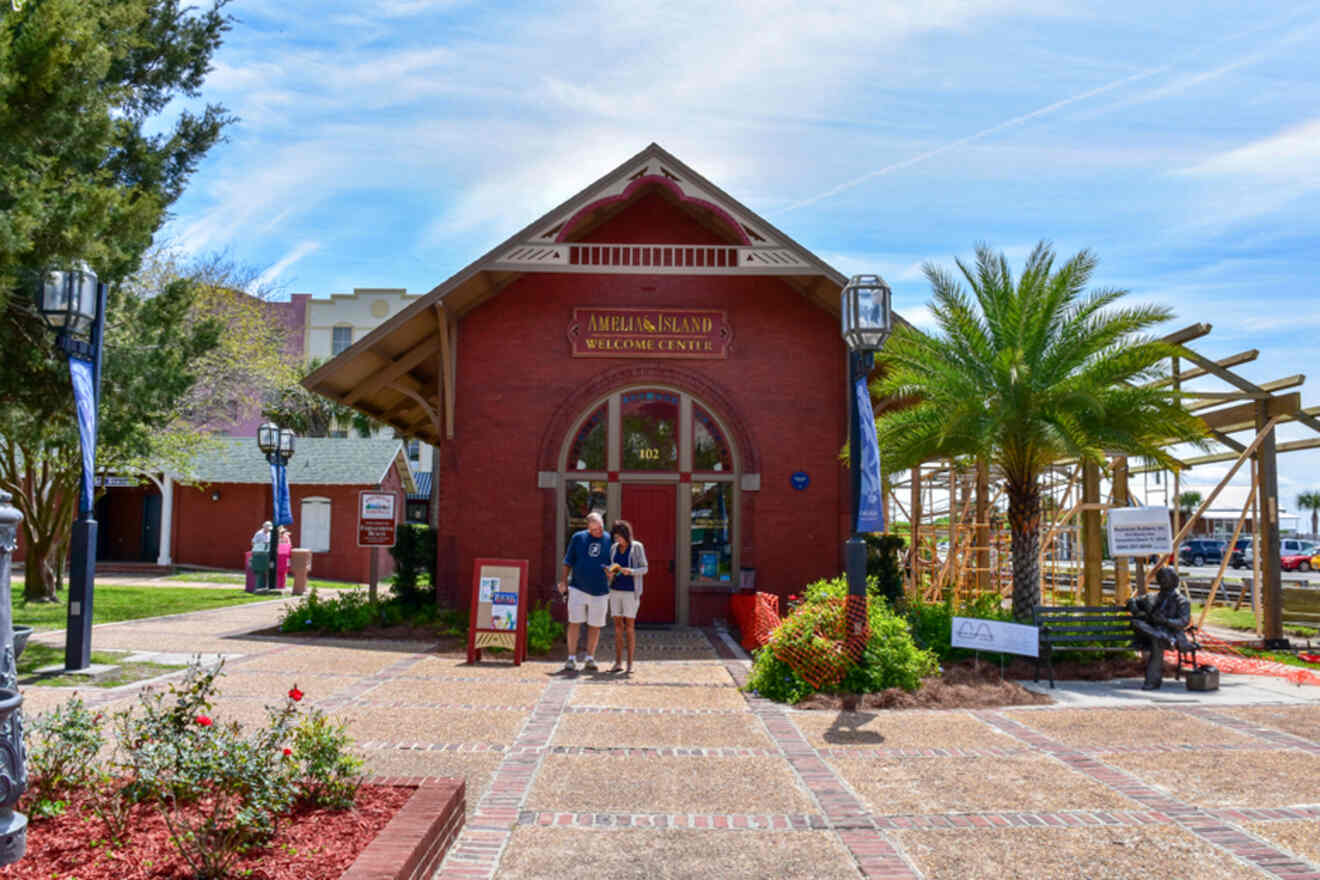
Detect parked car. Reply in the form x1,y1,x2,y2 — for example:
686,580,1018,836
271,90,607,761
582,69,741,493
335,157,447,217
1229,537,1253,569
1179,539,1225,567
1280,539,1316,571
1311,551,1320,572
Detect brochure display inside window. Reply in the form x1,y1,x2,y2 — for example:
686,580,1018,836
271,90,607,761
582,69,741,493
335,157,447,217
690,482,732,582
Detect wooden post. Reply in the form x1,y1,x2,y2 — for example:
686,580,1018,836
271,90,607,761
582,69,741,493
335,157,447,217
1081,461,1103,605
1256,402,1284,642
1112,456,1131,604
910,465,922,592
975,459,989,594
369,547,379,604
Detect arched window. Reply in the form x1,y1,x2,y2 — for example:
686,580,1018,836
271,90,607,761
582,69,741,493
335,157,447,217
620,389,678,471
692,404,733,472
567,405,607,471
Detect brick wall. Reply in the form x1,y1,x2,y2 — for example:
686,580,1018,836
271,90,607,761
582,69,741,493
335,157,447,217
172,470,401,584
435,190,849,621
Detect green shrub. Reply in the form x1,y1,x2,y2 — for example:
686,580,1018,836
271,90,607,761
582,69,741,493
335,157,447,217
26,694,105,814
865,534,906,607
526,602,564,655
746,575,937,703
279,590,376,633
389,524,437,606
290,708,363,809
903,592,1012,662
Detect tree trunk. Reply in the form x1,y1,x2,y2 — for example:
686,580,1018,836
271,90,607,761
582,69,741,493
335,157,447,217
23,536,59,602
1007,481,1042,622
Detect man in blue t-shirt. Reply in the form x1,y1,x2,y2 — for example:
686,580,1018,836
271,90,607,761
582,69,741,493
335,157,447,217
557,511,612,672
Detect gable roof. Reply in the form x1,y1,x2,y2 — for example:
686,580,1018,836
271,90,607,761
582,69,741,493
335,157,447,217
182,437,415,492
303,142,899,445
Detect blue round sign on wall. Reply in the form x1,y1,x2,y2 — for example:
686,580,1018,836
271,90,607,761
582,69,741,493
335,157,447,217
790,471,810,491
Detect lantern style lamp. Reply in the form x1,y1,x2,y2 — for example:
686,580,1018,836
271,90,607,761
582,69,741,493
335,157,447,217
841,274,893,602
257,422,280,457
841,274,893,353
278,427,296,461
38,263,100,339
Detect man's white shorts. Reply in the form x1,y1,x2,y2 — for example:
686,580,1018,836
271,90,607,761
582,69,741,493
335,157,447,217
567,587,608,627
608,589,641,619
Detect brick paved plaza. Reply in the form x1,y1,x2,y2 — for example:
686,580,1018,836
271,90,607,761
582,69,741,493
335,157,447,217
24,600,1320,880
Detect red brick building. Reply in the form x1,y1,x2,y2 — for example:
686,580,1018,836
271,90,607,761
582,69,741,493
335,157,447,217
305,144,898,624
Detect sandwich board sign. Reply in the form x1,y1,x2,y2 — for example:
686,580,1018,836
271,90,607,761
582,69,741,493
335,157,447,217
357,491,398,547
951,617,1039,658
1106,506,1172,557
466,557,529,665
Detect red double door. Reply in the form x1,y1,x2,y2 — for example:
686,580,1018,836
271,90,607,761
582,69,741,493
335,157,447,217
620,484,676,624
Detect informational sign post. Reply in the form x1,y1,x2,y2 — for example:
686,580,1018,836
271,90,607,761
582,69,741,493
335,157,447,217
466,557,529,665
951,617,1039,658
1106,506,1173,557
357,491,398,547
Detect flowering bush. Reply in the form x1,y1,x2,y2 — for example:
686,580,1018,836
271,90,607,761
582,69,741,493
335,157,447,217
290,707,363,809
745,576,937,704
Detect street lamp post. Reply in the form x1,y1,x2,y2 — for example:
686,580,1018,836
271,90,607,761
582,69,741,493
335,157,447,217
256,423,295,590
841,274,893,604
36,263,107,672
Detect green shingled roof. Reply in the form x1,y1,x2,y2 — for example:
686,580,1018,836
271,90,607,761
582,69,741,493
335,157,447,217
183,437,411,488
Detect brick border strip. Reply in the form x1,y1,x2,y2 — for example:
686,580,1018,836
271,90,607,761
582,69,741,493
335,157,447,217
435,678,577,879
975,710,1320,880
1170,705,1320,755
703,629,925,880
518,810,828,829
342,777,466,880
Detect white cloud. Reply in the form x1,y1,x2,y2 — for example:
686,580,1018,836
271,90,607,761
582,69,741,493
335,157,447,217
251,240,322,292
1184,117,1320,186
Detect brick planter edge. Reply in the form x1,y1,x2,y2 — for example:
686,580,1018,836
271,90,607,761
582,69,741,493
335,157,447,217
341,776,466,880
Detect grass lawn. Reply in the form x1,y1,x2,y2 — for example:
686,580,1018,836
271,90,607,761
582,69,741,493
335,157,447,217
1191,603,1317,638
166,572,359,590
17,641,184,688
14,585,275,632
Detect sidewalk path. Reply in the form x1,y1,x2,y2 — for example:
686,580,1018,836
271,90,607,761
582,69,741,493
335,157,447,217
21,605,1320,879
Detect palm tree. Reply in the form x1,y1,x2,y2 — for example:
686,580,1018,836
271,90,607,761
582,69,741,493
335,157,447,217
1297,491,1320,538
874,242,1206,621
1178,490,1203,518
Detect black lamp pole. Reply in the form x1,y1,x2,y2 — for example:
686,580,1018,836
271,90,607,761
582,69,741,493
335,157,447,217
257,424,294,590
36,265,107,672
845,349,875,600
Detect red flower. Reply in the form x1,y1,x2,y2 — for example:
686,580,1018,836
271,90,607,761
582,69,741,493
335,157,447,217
195,715,213,727
288,686,304,702
282,747,292,757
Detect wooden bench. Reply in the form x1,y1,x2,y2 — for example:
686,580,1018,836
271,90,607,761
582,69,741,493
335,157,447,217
1033,604,1200,688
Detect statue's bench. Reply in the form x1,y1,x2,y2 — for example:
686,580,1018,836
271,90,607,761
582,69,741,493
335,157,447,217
1032,604,1200,688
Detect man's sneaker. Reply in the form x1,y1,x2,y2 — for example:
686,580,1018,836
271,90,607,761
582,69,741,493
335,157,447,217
563,658,577,672
582,657,599,672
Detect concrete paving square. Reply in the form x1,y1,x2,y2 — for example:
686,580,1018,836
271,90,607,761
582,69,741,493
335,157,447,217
1219,704,1320,743
828,753,1135,815
238,645,416,675
551,711,772,749
1104,749,1320,809
1242,819,1320,865
602,662,736,686
1002,707,1258,750
346,706,528,745
360,748,502,819
789,708,1021,750
569,683,747,710
213,670,359,702
525,754,814,813
890,826,1270,880
408,656,564,681
360,678,545,707
496,828,861,880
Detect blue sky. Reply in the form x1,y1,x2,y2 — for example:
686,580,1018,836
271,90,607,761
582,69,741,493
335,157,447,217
162,0,1320,514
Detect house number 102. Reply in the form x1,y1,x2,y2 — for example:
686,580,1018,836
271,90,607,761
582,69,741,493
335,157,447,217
638,448,660,461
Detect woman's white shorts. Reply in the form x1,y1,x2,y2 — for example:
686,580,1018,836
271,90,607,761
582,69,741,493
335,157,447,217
608,589,640,619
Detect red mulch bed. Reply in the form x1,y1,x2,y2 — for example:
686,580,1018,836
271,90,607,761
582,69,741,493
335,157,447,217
2,784,414,880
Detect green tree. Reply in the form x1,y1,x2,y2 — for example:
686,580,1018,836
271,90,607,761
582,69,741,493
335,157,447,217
1177,490,1203,518
1297,490,1320,539
872,242,1206,621
262,357,377,438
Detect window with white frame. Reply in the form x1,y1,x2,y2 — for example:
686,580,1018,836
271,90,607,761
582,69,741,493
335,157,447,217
407,439,420,462
331,326,353,356
300,497,331,552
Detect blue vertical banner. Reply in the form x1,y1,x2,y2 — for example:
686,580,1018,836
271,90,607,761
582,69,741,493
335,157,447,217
271,462,294,526
855,375,885,533
68,357,98,515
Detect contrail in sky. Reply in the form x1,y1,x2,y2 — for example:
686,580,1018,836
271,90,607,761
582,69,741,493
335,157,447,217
780,64,1171,214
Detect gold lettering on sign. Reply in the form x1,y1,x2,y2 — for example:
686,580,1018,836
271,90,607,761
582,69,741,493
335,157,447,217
570,307,730,360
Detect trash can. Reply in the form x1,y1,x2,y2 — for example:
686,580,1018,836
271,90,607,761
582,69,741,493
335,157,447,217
249,550,269,592
290,548,312,596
